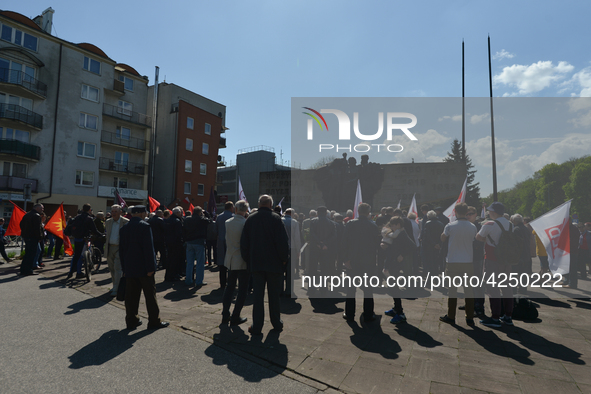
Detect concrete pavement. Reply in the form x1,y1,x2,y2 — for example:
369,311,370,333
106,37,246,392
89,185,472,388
3,255,591,393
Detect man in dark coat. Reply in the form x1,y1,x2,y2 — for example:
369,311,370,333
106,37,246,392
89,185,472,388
19,203,44,276
148,210,167,270
240,195,289,336
511,214,532,294
67,203,103,279
120,205,168,330
342,203,381,322
309,206,337,279
183,206,210,286
164,207,184,282
422,210,445,276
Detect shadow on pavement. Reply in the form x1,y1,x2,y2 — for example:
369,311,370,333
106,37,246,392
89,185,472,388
308,297,344,315
65,296,109,315
347,316,402,360
394,322,443,348
456,326,534,365
505,326,586,365
69,329,153,369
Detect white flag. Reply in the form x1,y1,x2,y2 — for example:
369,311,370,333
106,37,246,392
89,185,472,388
443,177,468,222
353,180,363,219
278,197,284,215
238,176,247,202
529,200,572,275
480,203,486,219
396,199,401,210
409,193,419,224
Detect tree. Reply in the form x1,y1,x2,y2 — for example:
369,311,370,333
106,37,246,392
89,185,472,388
564,157,591,222
444,139,480,207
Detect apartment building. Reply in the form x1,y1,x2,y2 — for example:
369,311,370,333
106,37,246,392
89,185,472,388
0,8,151,218
148,82,226,211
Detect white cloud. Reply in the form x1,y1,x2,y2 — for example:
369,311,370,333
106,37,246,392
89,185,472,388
438,115,463,122
500,133,591,183
493,61,574,95
571,67,591,97
493,50,515,60
470,113,490,124
466,136,513,169
386,129,451,163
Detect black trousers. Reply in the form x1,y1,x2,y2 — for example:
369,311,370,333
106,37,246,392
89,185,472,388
222,269,250,320
251,271,283,333
345,286,374,319
124,275,161,327
219,265,228,288
54,237,63,259
165,242,183,279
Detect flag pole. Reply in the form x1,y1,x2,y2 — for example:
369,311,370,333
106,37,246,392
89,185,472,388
488,35,498,201
462,40,466,163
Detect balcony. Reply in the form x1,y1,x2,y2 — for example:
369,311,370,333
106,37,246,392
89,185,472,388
0,68,48,99
99,157,146,176
0,139,40,161
102,103,151,128
101,130,149,151
219,136,226,148
0,103,43,130
0,175,38,193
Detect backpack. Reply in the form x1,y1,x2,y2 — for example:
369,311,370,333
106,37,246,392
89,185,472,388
66,214,86,239
505,297,539,321
488,220,521,266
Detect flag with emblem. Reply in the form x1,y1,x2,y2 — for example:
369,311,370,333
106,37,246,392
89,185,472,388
44,203,74,256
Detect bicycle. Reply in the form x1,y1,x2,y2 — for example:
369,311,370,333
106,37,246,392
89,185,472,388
6,235,22,248
81,236,103,282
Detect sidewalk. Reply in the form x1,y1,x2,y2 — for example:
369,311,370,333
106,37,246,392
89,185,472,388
8,256,591,394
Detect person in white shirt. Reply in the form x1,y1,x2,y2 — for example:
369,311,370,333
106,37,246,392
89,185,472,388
475,202,514,328
438,203,477,326
104,205,129,296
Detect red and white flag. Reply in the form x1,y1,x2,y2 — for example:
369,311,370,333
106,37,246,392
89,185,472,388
443,177,467,222
529,200,572,275
238,177,247,203
353,180,363,219
409,193,419,224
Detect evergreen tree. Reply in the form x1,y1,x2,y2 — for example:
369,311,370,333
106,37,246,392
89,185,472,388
444,139,481,207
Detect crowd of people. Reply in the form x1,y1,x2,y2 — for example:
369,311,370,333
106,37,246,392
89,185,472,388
11,197,591,334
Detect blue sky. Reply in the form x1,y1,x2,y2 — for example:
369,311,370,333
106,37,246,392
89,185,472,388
4,0,591,197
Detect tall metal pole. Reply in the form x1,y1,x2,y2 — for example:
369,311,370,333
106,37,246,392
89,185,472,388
462,40,465,163
488,35,498,201
148,66,159,196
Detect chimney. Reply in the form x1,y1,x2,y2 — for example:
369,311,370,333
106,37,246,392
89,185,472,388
41,7,54,34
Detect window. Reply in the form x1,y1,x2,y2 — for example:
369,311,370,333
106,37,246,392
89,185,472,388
2,162,27,177
83,56,100,74
187,117,194,130
118,75,134,91
186,138,193,151
81,84,99,102
0,24,38,51
184,182,191,194
202,143,209,155
185,160,192,172
77,142,96,158
200,163,206,175
79,113,98,130
116,126,131,140
115,152,129,165
113,177,127,189
197,183,205,196
118,100,132,116
0,93,33,110
0,127,30,143
205,123,211,135
75,170,94,186
0,57,36,84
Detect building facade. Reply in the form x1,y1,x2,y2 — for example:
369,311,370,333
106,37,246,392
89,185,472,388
0,8,151,218
148,82,226,211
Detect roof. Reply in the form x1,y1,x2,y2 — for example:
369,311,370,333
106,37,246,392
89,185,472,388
0,11,43,31
115,63,140,77
76,43,110,60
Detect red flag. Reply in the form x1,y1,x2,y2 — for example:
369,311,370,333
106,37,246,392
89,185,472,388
45,203,73,256
63,234,73,256
6,201,26,236
148,196,160,213
189,203,195,213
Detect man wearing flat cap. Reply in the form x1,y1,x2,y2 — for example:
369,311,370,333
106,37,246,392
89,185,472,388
119,205,169,330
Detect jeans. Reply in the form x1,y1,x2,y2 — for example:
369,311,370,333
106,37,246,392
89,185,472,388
185,239,206,285
47,234,55,257
70,239,84,274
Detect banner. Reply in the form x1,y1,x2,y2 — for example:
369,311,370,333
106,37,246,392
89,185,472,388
409,193,419,224
529,200,572,275
6,201,26,236
353,180,362,219
238,177,247,203
443,177,468,222
114,189,127,208
45,203,73,256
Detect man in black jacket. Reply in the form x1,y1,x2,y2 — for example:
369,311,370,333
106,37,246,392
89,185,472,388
422,210,445,276
240,195,289,336
19,203,44,276
164,207,184,282
342,203,381,322
183,206,210,286
67,203,103,279
120,205,168,330
148,210,167,270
